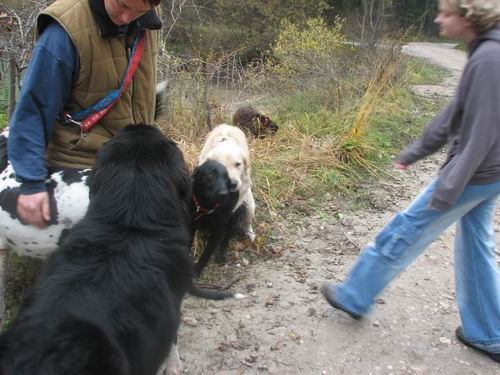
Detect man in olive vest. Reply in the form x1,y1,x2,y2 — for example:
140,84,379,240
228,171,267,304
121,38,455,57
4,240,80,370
8,0,161,229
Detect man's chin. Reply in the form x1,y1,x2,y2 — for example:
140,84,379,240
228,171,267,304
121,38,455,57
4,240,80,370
110,16,125,26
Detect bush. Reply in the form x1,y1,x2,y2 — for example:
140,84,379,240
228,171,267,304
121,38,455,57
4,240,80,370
271,17,347,88
156,23,446,217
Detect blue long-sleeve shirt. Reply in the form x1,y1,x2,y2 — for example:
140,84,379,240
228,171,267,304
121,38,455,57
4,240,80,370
8,21,78,194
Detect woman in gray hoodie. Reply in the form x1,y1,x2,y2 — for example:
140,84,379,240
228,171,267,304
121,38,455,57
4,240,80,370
323,0,500,363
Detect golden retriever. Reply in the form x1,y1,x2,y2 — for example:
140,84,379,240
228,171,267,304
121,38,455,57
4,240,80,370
193,124,255,273
198,124,255,223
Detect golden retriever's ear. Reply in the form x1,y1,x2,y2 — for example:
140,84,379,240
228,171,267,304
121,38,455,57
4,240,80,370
243,157,249,173
198,150,213,166
242,156,251,186
242,147,250,164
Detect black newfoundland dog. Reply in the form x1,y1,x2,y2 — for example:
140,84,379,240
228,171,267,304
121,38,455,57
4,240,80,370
0,125,194,375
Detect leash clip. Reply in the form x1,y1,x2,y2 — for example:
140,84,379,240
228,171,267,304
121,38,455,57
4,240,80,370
58,112,82,128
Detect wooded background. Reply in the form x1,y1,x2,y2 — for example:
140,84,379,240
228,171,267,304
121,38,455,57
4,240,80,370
0,0,438,120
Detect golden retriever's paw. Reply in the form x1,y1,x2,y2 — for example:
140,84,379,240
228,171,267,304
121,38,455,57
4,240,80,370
246,227,256,242
158,344,182,375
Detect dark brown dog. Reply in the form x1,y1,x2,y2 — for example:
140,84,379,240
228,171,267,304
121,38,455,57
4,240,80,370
232,106,278,138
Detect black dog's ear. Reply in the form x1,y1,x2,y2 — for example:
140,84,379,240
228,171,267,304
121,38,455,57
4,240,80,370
260,115,269,126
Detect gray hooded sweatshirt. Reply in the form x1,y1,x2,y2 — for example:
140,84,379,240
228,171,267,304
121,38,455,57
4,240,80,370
397,26,500,210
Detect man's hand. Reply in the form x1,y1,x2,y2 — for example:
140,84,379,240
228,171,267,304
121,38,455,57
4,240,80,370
17,192,50,229
393,162,409,170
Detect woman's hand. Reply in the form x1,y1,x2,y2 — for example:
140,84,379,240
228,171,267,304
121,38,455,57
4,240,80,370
393,162,409,170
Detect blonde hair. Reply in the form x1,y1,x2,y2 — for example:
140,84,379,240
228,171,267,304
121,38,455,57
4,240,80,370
440,0,500,33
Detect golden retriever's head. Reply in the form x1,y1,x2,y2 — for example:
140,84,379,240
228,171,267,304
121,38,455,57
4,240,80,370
204,139,249,193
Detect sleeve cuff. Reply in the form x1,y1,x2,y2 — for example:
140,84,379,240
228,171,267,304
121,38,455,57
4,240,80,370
396,150,418,166
19,181,48,195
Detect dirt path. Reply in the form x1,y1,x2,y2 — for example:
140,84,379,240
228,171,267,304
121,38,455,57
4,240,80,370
402,42,466,98
177,43,500,374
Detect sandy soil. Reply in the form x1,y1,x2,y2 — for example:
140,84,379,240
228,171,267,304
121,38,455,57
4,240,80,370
176,43,500,374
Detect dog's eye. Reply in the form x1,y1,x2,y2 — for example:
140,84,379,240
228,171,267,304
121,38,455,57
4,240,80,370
235,162,242,168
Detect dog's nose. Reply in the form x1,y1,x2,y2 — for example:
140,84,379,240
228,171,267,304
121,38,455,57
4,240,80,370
229,180,239,192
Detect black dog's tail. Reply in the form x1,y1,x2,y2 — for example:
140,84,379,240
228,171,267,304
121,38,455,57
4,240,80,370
189,285,245,300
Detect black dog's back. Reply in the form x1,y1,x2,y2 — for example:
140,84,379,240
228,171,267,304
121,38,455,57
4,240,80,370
0,316,127,374
0,229,181,375
0,124,194,375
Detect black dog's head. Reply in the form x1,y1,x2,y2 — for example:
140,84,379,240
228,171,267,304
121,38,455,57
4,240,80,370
193,158,246,218
258,115,279,137
192,160,232,210
89,124,191,227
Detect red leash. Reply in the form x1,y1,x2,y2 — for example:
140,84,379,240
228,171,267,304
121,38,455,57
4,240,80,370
59,31,146,134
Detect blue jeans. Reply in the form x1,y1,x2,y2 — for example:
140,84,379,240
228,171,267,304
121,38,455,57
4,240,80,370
335,179,500,353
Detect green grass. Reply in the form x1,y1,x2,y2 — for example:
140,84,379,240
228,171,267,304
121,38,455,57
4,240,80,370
248,55,449,215
0,73,10,110
0,113,7,130
0,75,11,129
454,41,467,52
3,254,45,329
404,57,450,85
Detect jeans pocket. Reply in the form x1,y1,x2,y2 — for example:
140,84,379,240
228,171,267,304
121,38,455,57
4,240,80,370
380,214,422,261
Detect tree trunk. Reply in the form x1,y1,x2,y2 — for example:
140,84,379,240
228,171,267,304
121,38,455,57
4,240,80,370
8,55,17,119
204,68,213,131
361,0,368,42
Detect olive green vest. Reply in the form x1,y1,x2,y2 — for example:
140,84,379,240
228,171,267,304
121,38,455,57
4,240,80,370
37,0,159,168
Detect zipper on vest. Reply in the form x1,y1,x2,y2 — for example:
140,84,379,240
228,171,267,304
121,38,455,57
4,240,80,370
125,33,137,123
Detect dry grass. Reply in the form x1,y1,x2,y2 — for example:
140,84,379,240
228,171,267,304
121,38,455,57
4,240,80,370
156,40,407,217
150,35,438,270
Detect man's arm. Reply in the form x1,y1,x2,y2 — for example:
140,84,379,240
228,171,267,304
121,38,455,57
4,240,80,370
8,21,77,227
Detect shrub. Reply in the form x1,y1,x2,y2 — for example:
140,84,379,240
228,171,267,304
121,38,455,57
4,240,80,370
271,17,347,88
